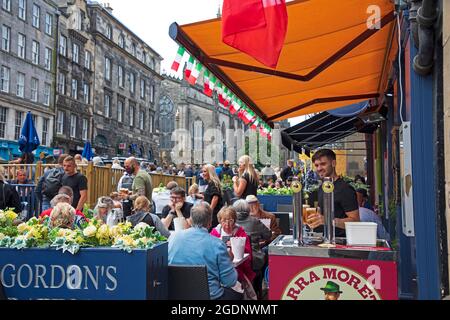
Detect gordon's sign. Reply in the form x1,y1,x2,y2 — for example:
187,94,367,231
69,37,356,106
1,264,118,291
0,245,167,300
282,264,382,300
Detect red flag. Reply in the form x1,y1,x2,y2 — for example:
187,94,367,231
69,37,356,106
222,0,288,68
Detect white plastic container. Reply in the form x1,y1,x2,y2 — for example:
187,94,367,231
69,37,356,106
345,222,377,247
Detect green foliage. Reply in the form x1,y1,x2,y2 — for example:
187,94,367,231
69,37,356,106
221,174,233,190
258,187,293,196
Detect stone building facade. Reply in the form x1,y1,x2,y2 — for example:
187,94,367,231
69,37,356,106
159,75,245,165
87,2,162,160
0,0,57,159
52,0,95,155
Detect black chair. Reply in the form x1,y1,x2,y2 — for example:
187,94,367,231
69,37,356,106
277,204,293,212
274,212,291,235
0,279,6,300
168,265,210,300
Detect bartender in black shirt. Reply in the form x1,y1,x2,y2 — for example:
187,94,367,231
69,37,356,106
306,149,360,237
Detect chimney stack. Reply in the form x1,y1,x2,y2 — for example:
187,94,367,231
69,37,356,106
102,2,113,13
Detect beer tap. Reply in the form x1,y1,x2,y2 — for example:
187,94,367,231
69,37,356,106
291,177,304,246
320,177,336,247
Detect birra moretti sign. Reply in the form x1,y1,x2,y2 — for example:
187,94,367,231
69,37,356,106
282,265,382,300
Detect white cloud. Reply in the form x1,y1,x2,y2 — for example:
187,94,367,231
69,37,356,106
104,0,221,75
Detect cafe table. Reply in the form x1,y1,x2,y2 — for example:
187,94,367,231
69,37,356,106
233,253,250,268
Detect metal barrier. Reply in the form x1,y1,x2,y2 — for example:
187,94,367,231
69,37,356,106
10,184,39,220
2,164,194,210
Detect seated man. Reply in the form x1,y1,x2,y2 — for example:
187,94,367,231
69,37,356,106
161,187,193,230
246,195,282,245
356,189,390,241
39,186,88,227
153,181,178,214
168,202,242,300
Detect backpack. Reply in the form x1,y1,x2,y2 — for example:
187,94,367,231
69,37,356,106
42,168,64,199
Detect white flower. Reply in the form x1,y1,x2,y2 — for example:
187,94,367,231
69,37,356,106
0,233,5,240
83,225,97,237
134,222,150,232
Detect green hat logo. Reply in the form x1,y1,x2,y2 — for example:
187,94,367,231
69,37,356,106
320,281,343,293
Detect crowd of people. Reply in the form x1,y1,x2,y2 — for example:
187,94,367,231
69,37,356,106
0,149,390,300
1,153,285,300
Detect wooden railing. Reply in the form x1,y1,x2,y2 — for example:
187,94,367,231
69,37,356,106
2,163,196,208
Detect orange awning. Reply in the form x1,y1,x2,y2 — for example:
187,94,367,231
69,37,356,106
169,0,397,125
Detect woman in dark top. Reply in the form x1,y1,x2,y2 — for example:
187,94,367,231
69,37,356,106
233,155,259,200
202,164,223,227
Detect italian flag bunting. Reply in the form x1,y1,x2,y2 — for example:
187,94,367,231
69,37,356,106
171,46,185,72
203,72,218,97
188,61,203,85
216,82,224,105
223,88,230,107
259,125,266,137
203,70,212,96
238,108,247,121
225,92,233,108
243,109,255,125
260,124,271,139
209,75,217,94
231,99,242,115
184,56,195,79
250,118,260,130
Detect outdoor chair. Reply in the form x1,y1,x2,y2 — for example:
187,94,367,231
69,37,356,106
168,265,210,300
0,279,6,300
277,204,293,213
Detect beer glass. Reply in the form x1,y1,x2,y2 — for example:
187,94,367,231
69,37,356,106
302,204,310,224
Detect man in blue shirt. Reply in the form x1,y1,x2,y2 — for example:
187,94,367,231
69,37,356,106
356,189,390,241
168,202,242,300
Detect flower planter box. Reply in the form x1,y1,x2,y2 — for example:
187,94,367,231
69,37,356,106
0,242,168,300
257,195,293,212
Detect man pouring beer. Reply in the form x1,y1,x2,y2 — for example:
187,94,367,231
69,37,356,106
307,149,360,237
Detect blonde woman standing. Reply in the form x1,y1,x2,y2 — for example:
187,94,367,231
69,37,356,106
233,155,259,200
202,164,224,227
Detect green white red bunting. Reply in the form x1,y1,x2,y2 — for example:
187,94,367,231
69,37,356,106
203,70,217,97
188,61,203,85
250,118,260,130
184,56,195,79
173,46,274,131
171,46,185,72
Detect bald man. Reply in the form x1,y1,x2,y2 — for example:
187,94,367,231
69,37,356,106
121,157,153,204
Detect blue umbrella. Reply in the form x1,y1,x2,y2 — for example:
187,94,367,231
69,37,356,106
18,112,40,153
82,141,94,161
